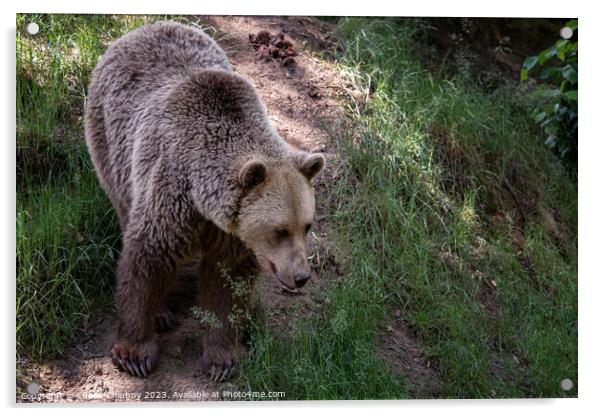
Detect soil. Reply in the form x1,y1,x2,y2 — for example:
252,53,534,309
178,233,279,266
16,16,437,403
201,15,348,153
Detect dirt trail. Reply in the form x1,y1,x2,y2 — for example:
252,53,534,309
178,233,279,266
17,16,437,402
202,15,347,153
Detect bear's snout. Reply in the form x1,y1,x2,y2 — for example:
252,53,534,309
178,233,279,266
270,254,312,290
294,270,311,288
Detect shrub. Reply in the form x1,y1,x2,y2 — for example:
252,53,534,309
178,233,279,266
521,19,578,166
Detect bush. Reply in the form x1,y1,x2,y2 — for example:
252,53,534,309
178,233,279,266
521,19,578,166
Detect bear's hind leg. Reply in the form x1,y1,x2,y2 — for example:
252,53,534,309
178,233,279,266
155,304,177,333
155,256,205,333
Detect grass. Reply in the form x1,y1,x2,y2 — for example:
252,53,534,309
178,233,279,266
16,14,577,399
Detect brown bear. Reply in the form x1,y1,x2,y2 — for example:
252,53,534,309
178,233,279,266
84,21,325,380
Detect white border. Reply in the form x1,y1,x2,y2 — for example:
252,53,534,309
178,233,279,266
9,0,588,17
3,0,600,414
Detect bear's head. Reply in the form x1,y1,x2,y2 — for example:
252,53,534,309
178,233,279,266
235,152,325,291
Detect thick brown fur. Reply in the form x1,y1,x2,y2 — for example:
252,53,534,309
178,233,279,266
85,21,325,379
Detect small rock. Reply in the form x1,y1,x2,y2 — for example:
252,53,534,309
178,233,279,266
249,30,272,48
250,29,298,66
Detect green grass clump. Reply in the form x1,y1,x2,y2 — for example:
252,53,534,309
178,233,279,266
334,18,576,397
239,17,576,399
16,155,119,357
238,268,408,400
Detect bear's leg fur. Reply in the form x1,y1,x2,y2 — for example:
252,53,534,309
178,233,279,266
110,201,206,377
110,236,180,377
196,257,256,381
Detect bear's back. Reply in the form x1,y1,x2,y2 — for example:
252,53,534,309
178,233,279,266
85,21,232,224
97,21,231,84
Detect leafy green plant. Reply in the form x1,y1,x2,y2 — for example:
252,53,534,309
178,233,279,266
521,19,577,165
191,307,223,330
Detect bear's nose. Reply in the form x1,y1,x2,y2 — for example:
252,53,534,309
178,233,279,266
294,271,311,288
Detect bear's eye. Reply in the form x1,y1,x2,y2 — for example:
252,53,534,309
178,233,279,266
275,229,289,239
304,224,312,234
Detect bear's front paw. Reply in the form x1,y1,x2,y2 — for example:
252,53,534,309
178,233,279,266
110,338,159,378
199,343,246,382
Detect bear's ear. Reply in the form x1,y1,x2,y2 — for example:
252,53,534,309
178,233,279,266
239,159,267,189
297,153,325,181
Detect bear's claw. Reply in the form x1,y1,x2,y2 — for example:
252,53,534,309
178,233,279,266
202,359,236,382
199,343,245,382
111,339,159,378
